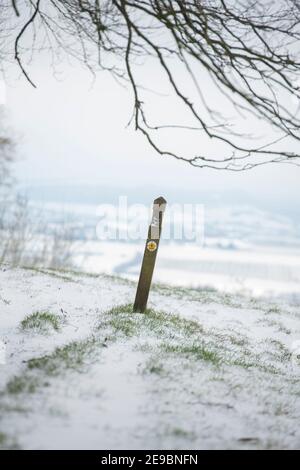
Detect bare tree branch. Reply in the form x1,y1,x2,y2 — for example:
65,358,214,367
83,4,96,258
14,0,41,88
11,0,20,17
1,0,300,170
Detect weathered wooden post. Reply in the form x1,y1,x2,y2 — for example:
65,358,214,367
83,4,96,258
133,196,167,313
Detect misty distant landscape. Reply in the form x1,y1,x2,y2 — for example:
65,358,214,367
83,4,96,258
18,183,300,300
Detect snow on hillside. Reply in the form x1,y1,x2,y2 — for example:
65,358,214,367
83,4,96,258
0,266,300,450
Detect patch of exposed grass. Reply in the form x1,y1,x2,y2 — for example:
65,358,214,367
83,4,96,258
27,337,99,375
0,432,7,446
100,304,204,338
0,431,19,450
163,342,221,365
265,306,282,315
230,357,280,375
147,309,204,336
99,305,223,369
6,375,38,395
109,315,138,337
99,304,284,375
148,364,165,375
0,336,105,415
170,427,195,439
20,311,61,333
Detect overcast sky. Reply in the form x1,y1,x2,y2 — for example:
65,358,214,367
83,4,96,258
3,54,300,206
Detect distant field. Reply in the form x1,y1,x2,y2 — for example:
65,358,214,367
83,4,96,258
19,198,300,300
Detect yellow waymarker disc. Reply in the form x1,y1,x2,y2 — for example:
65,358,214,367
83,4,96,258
147,240,157,252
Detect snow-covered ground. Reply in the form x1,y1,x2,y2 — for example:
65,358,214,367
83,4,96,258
1,266,300,449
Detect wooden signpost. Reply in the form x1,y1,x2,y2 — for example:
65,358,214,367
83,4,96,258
133,196,167,313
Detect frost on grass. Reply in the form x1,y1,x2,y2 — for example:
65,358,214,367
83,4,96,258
6,375,38,395
98,304,286,374
94,304,293,378
4,303,237,402
26,337,101,375
20,311,61,333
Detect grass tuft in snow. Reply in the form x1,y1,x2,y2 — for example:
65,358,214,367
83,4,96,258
27,337,99,375
163,343,221,365
101,303,204,336
20,311,61,333
100,304,284,374
170,427,196,440
6,375,38,395
265,306,282,315
100,304,220,367
0,430,19,450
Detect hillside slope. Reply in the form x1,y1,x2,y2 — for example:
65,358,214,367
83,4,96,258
0,266,300,450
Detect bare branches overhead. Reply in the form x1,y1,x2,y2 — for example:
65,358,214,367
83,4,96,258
2,0,300,170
